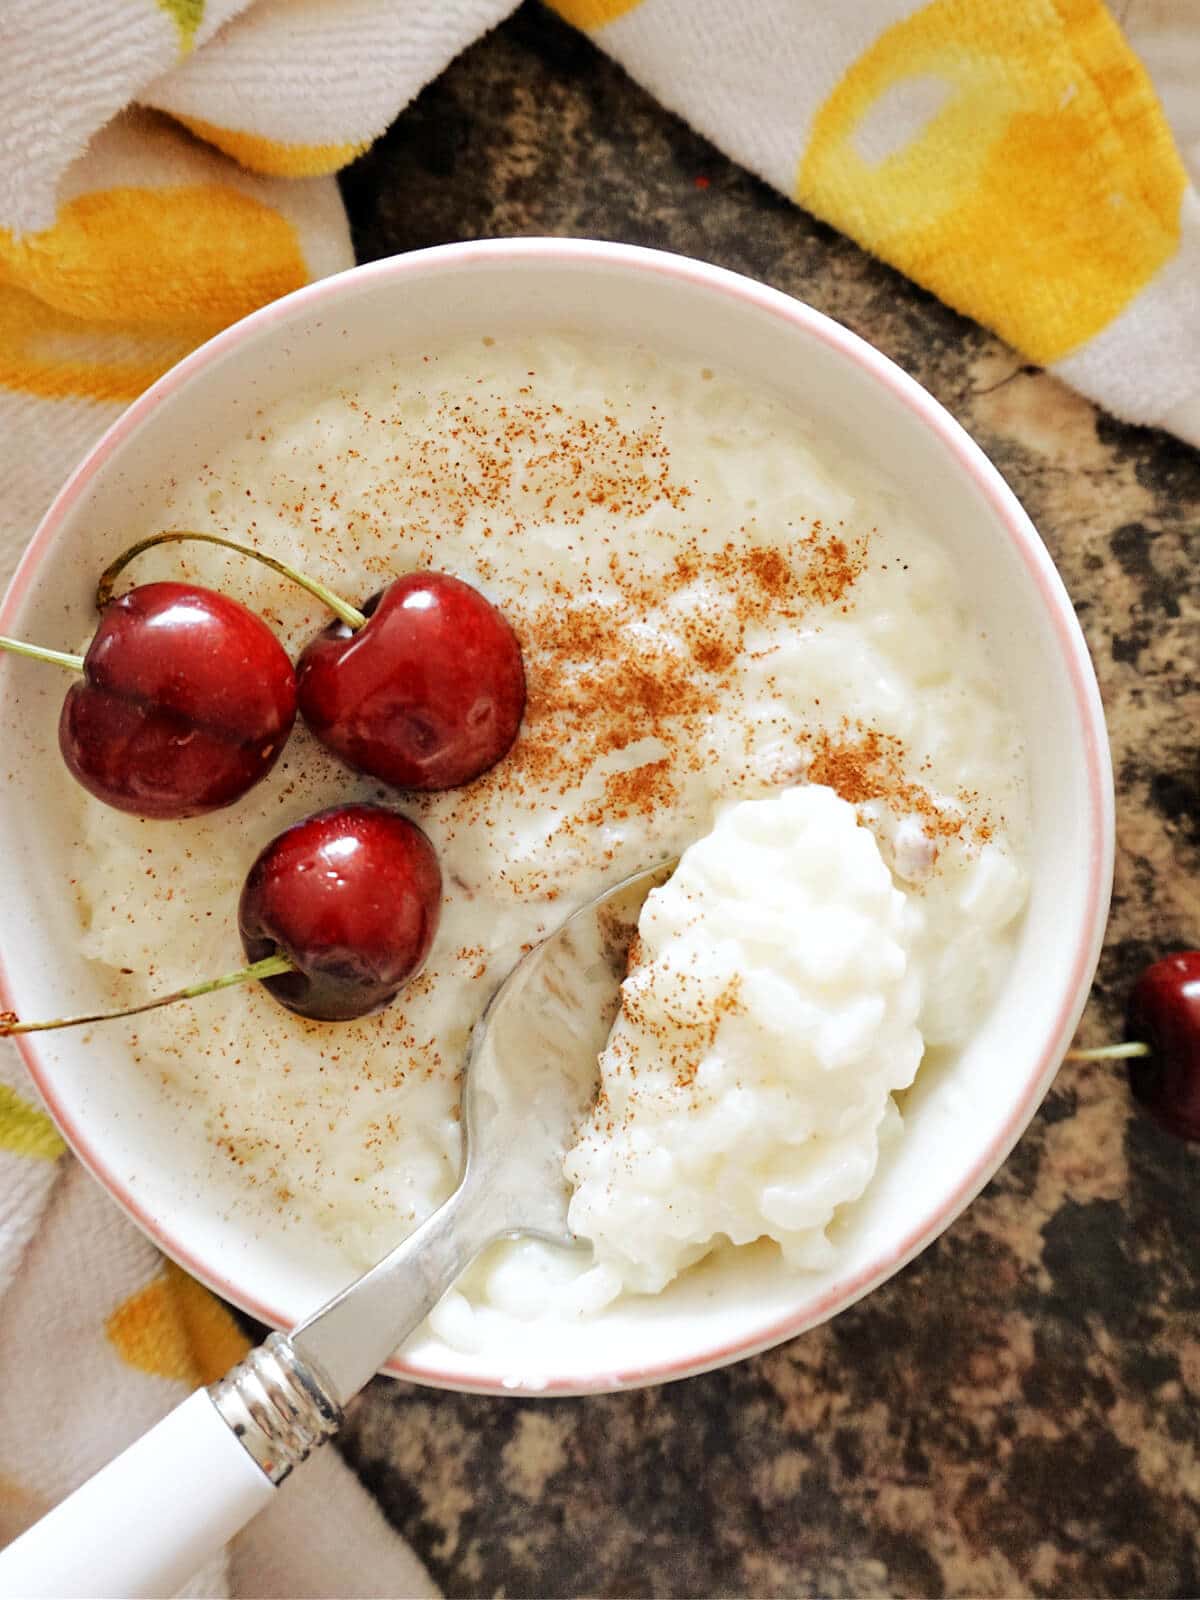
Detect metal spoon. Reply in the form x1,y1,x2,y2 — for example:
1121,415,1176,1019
0,860,672,1600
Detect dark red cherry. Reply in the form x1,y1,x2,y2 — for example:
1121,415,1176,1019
296,572,525,791
239,803,442,1022
58,582,296,819
1125,952,1200,1141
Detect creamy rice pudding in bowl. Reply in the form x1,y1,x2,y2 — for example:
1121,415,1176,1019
0,241,1112,1394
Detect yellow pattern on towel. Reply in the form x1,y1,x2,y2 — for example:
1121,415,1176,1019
548,0,646,28
170,115,368,180
105,1263,250,1386
797,0,1187,365
0,286,194,404
0,1085,64,1163
0,185,308,334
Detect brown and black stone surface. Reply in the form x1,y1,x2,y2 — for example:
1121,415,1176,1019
331,7,1200,1595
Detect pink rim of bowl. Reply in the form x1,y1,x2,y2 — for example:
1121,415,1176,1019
0,239,1114,1395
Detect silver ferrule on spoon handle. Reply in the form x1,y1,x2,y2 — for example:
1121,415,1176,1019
208,1331,342,1485
210,1175,501,1480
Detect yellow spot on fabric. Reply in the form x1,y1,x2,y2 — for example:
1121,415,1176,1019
546,0,646,30
156,0,204,54
0,185,309,335
106,1278,193,1384
164,1261,251,1386
173,114,366,178
106,1265,250,1385
0,1472,51,1547
0,1083,64,1161
797,0,1186,365
0,286,191,403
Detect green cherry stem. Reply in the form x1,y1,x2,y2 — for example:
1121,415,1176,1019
1064,1042,1151,1062
0,636,85,674
0,952,294,1037
96,531,367,631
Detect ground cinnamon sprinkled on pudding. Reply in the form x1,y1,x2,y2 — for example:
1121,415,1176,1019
618,970,744,1093
797,722,992,851
458,518,871,839
603,759,679,818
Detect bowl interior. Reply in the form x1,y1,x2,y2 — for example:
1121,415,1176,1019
0,243,1112,1393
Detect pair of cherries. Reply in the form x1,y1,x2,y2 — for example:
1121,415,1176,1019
0,534,525,1029
44,531,525,819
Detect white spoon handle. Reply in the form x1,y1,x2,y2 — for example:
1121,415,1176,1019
0,1389,275,1599
0,1186,493,1600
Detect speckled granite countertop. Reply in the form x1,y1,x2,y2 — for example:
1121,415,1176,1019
329,8,1200,1595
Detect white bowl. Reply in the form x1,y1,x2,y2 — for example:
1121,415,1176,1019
0,240,1113,1395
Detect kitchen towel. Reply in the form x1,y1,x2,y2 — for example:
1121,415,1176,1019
0,0,1197,1593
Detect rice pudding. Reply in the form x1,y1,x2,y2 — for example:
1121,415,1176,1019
70,333,1029,1332
565,784,925,1311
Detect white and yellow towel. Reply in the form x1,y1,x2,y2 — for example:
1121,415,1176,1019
577,0,1200,442
1,0,1198,1591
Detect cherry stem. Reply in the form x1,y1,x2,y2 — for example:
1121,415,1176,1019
0,952,294,1037
96,531,367,631
1064,1042,1151,1062
0,636,85,674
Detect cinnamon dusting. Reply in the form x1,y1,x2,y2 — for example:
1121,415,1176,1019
797,722,993,852
607,966,744,1100
456,516,871,859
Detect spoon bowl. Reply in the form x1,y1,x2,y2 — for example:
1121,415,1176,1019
462,858,676,1246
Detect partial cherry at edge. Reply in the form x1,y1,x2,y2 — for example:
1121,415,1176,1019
1124,951,1200,1142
